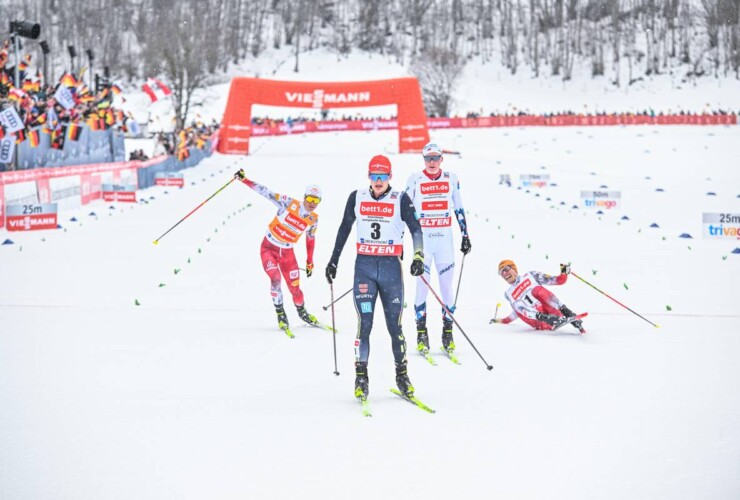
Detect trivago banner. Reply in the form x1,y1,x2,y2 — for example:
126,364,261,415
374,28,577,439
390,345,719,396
5,203,58,231
581,190,622,209
219,77,429,155
520,174,550,188
703,213,740,240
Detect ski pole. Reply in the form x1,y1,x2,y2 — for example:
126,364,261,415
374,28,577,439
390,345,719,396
571,271,659,328
322,287,352,311
489,302,502,324
453,253,466,307
153,177,237,244
421,276,493,371
329,283,340,376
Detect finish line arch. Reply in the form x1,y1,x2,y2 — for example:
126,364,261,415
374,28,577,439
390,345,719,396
217,77,429,155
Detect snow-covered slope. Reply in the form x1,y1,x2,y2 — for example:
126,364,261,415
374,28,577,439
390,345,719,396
1,124,739,500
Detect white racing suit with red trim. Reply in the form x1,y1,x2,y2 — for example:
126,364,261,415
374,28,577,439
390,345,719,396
404,169,468,323
500,271,568,330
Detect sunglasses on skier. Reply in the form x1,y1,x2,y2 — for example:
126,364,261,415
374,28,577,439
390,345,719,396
304,195,321,204
369,173,390,182
499,265,513,276
423,155,442,162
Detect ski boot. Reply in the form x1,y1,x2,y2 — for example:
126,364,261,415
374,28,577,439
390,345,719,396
441,319,456,352
296,304,319,326
416,318,430,353
354,362,369,399
395,361,414,397
559,304,585,333
275,304,289,329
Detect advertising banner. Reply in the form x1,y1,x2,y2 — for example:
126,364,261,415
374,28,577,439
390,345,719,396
581,190,622,209
0,183,4,229
154,172,185,188
5,203,58,231
0,107,24,133
102,184,137,203
520,174,550,188
0,137,14,164
703,213,740,239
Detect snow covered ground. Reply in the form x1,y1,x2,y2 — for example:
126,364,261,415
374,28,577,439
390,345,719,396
2,123,739,499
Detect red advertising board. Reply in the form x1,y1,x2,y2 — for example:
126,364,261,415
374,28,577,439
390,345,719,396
154,177,185,187
102,191,137,202
5,203,58,231
0,183,4,230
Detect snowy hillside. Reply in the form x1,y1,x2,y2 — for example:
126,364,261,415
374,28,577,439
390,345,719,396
122,47,740,129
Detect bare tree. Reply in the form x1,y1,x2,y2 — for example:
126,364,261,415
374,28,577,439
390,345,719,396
410,46,465,116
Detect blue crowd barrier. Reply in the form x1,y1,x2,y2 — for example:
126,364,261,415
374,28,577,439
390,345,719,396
136,140,213,190
1,124,126,171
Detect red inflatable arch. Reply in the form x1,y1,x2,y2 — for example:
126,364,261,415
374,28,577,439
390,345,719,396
217,77,429,155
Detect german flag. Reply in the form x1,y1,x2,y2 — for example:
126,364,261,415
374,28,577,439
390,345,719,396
18,54,31,72
68,122,81,141
28,129,40,148
51,126,66,150
8,88,26,103
15,129,26,144
177,147,190,161
60,72,77,87
22,79,40,93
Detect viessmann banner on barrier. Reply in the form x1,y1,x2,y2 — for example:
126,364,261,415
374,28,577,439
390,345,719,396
5,203,58,231
154,172,185,187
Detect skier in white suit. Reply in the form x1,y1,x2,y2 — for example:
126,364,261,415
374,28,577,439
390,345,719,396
404,142,471,356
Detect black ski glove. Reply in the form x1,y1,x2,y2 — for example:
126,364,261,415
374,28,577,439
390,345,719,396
325,262,337,284
410,251,425,276
234,168,245,180
560,262,571,275
461,236,472,255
